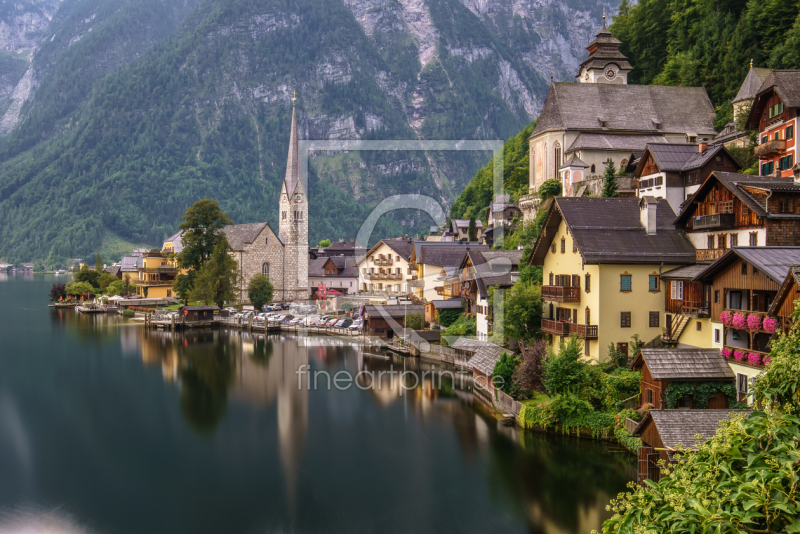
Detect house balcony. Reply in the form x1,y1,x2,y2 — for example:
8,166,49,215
681,301,710,318
696,248,725,262
721,309,782,334
723,345,770,368
693,213,735,231
541,319,569,336
542,285,581,302
568,323,599,340
754,139,787,158
374,258,393,266
136,279,175,287
139,266,178,274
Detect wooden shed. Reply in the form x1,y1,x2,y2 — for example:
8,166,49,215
181,305,218,323
363,304,424,339
633,409,752,484
424,298,462,324
630,348,734,409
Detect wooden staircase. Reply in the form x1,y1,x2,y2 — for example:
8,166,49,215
662,314,690,345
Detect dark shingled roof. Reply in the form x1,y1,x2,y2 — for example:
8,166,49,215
223,223,272,251
364,304,424,319
382,239,415,261
531,197,696,265
733,67,772,103
451,338,485,352
531,83,716,138
467,341,508,376
464,250,523,299
419,244,489,267
756,69,800,108
660,264,709,280
693,247,800,285
633,348,733,380
566,133,668,154
634,410,752,453
308,257,357,277
430,298,462,310
768,265,800,315
560,153,590,169
184,305,219,311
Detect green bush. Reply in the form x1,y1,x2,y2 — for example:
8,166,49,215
441,316,477,345
543,337,588,396
519,403,558,429
603,368,642,410
492,352,520,396
437,308,461,328
405,312,424,331
122,309,135,318
538,178,562,200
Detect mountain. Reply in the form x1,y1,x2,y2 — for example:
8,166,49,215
0,0,620,265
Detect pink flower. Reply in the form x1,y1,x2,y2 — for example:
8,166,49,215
746,314,762,333
720,310,733,326
734,349,746,361
721,348,732,359
763,317,779,333
732,313,747,330
764,356,772,364
747,352,762,366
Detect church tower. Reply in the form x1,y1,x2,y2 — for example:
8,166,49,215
278,94,309,300
577,9,632,84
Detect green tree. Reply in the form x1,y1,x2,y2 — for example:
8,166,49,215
437,308,461,328
247,274,274,311
543,337,588,396
468,216,477,241
318,239,332,248
97,272,118,291
74,264,100,287
175,199,233,301
601,160,618,198
95,253,103,272
492,352,521,395
66,281,95,296
405,312,424,330
538,178,562,200
106,280,125,296
190,238,239,308
500,281,543,343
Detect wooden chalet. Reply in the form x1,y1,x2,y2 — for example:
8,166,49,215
767,265,800,332
362,304,424,340
675,171,800,263
632,409,752,484
630,348,734,409
659,264,711,345
634,142,740,216
424,298,462,324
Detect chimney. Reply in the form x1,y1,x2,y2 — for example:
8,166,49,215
640,197,657,235
698,141,707,153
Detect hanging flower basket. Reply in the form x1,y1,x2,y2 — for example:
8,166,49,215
747,352,762,366
721,347,733,359
746,313,762,333
720,310,733,326
731,313,747,330
762,317,779,333
734,349,746,361
764,356,772,364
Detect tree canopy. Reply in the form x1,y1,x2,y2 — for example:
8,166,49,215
247,274,274,311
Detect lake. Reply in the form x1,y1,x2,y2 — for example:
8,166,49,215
0,273,634,533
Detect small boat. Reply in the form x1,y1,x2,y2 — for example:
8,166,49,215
76,304,105,314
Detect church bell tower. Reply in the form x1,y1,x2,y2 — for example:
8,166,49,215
577,9,632,84
279,93,309,300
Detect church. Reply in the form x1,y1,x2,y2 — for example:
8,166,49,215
223,96,309,302
520,13,717,219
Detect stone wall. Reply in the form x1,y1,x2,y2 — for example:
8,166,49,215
233,224,286,302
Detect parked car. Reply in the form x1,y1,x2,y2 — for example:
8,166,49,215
281,315,295,324
339,319,353,328
348,320,362,331
289,317,303,325
304,315,320,326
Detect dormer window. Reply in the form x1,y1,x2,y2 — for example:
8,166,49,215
598,117,608,127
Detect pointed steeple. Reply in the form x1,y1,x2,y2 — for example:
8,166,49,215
284,92,301,195
576,11,632,84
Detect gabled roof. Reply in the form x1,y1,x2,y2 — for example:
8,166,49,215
631,348,733,380
356,238,415,266
418,244,489,268
675,172,799,225
733,66,772,104
756,69,800,108
693,247,800,285
120,255,142,272
184,305,219,311
490,202,521,212
636,143,738,176
531,83,716,138
659,264,709,280
308,257,357,277
633,410,752,453
566,133,668,154
462,250,522,299
530,197,696,265
452,219,484,229
223,222,279,251
768,265,800,315
467,341,507,376
164,230,184,253
559,153,590,169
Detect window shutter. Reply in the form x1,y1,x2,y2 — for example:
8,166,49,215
621,275,632,292
572,275,580,288
649,275,658,292
678,281,684,300
585,274,590,292
671,281,676,300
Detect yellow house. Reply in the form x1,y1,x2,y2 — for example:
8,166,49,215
530,197,697,363
134,231,184,299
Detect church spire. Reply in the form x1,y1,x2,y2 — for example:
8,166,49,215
284,93,301,195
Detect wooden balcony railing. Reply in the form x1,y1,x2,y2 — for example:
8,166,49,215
568,323,599,340
542,285,581,302
681,301,710,318
754,139,787,158
694,213,735,230
696,248,725,261
139,266,178,273
723,345,770,368
541,319,569,336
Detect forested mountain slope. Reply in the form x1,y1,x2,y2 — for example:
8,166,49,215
0,0,619,265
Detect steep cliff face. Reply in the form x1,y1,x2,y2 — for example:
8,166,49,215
0,0,619,264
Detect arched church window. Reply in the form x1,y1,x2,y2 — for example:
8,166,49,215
621,158,628,169
262,263,270,277
553,143,561,178
590,164,596,173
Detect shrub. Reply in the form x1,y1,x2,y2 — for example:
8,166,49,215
519,403,558,429
441,316,477,344
513,339,547,395
437,308,461,328
492,352,521,396
247,274,274,311
551,393,593,421
405,312,424,331
538,178,562,200
603,368,641,410
543,337,588,396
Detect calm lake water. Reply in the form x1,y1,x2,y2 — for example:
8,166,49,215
0,273,635,533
